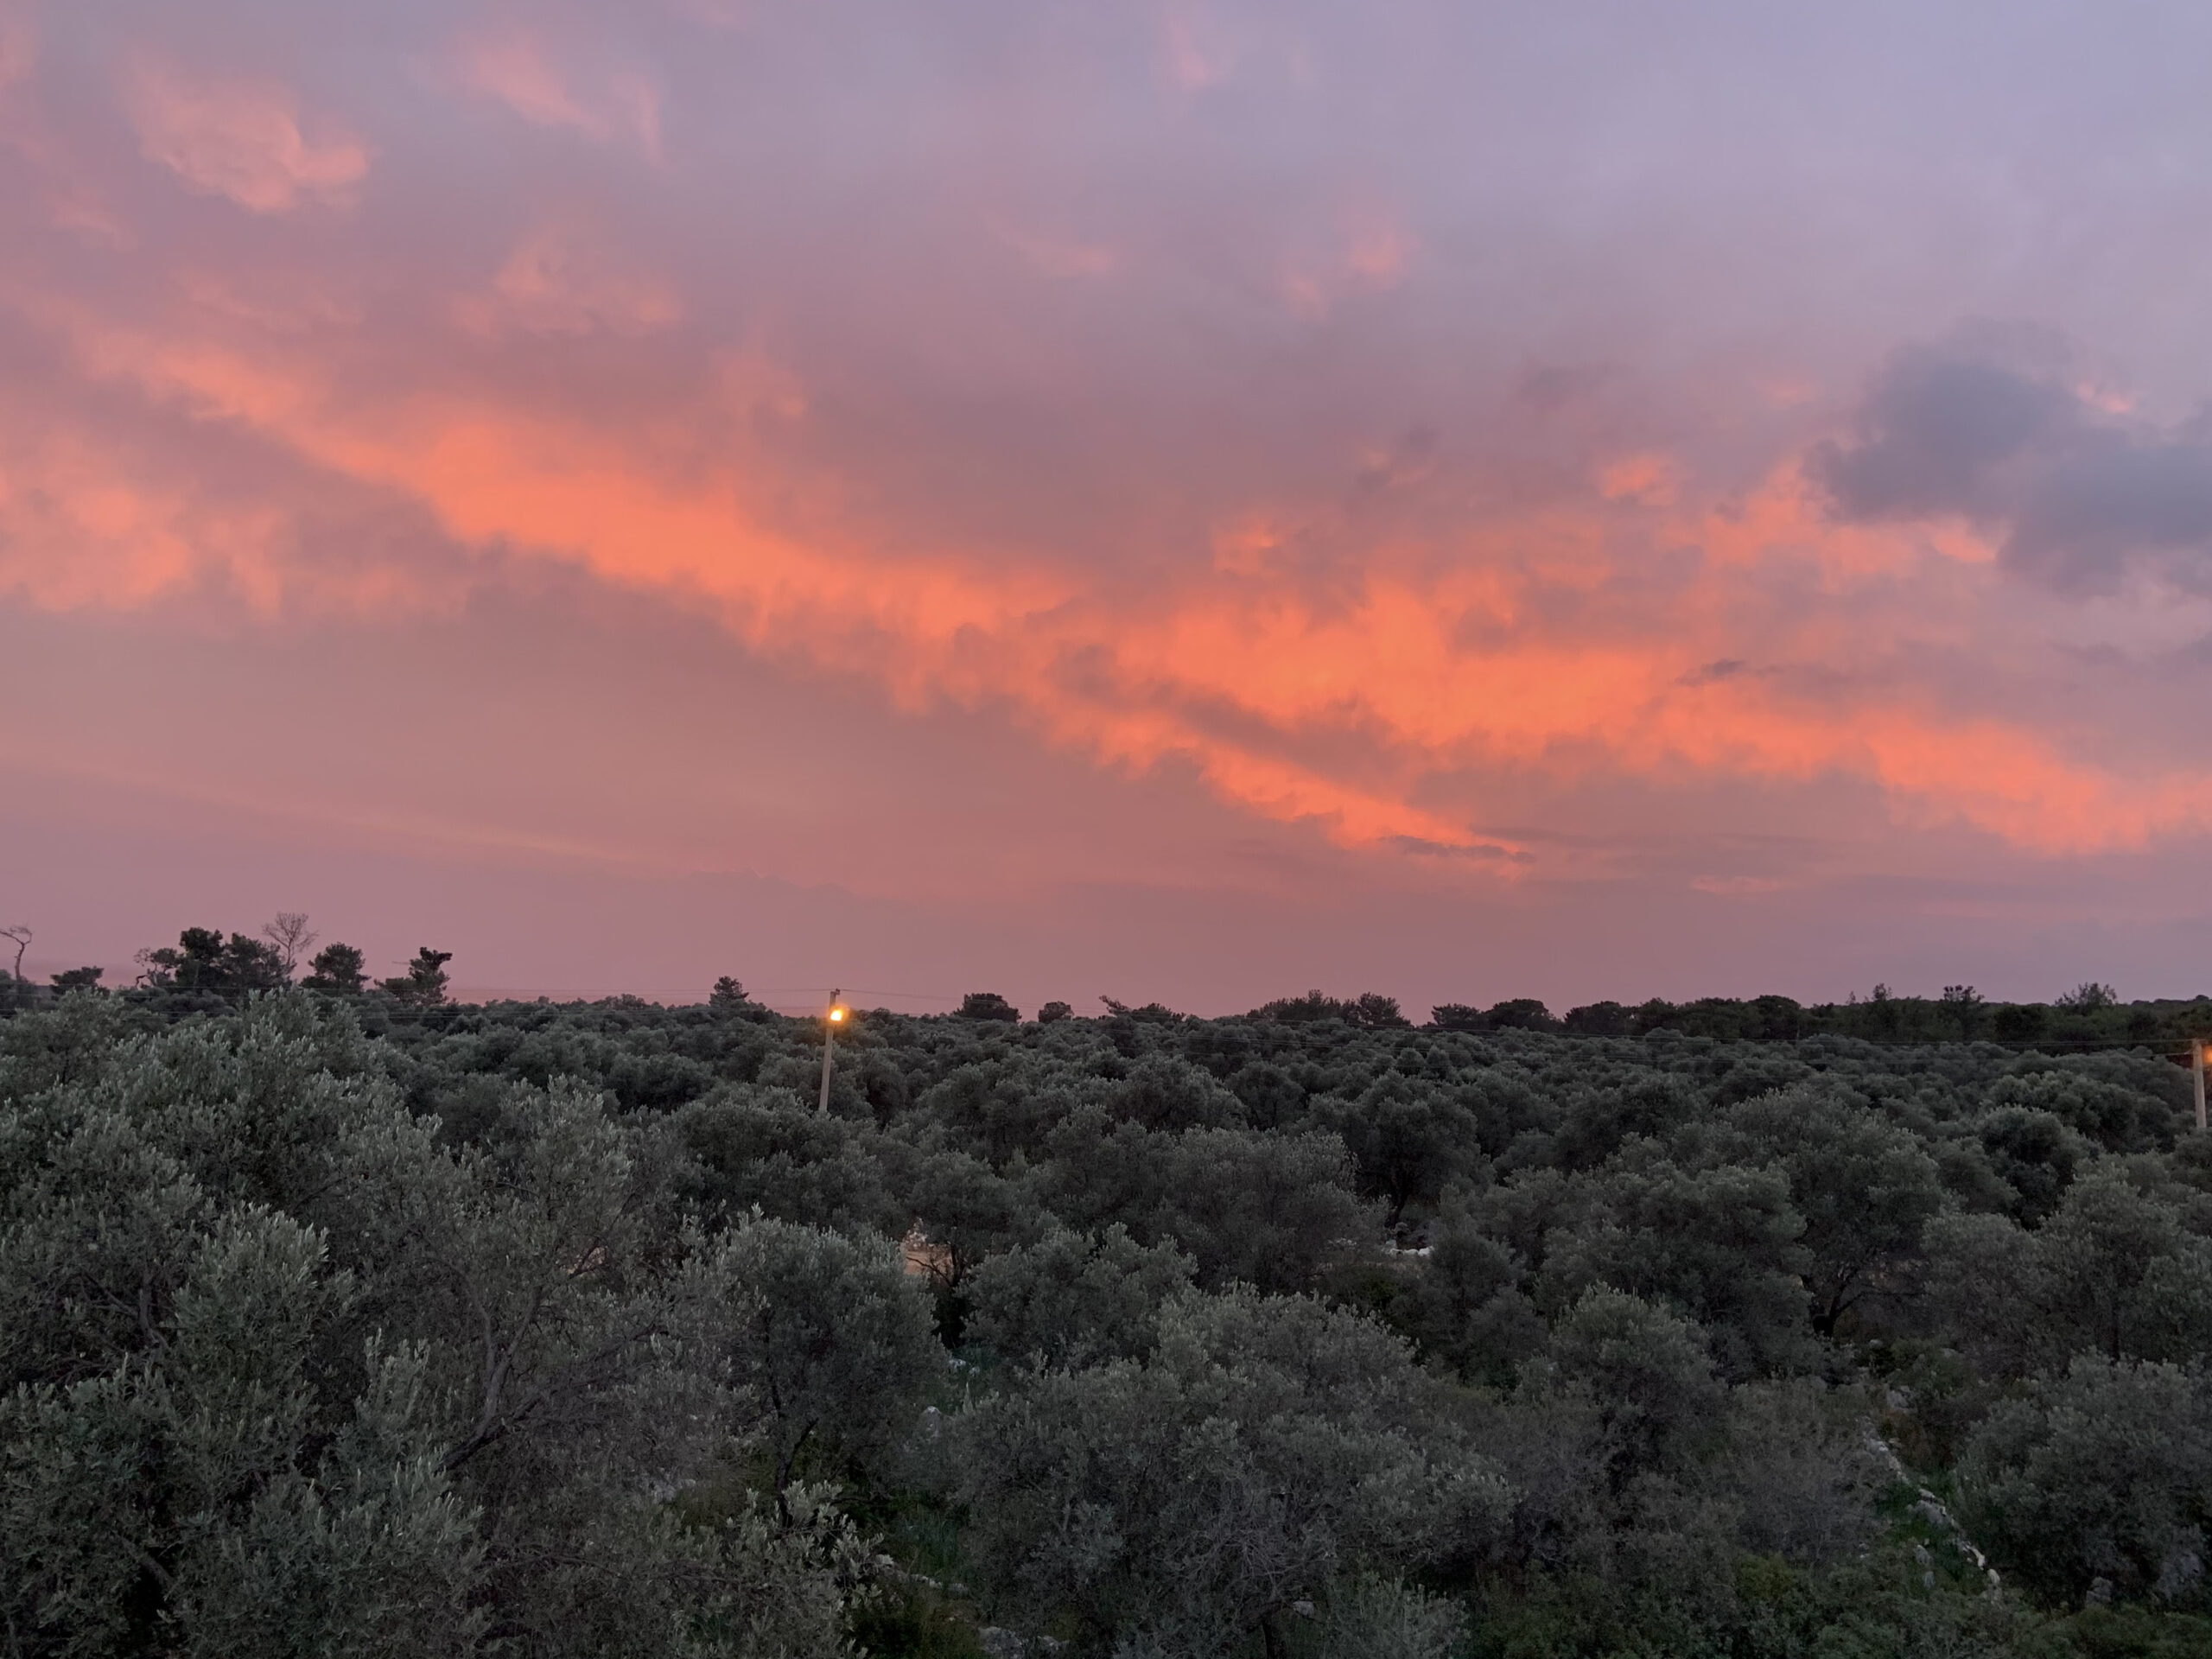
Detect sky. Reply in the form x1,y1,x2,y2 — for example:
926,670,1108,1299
7,1,2212,1014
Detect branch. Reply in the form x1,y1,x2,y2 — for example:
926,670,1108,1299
437,1316,666,1474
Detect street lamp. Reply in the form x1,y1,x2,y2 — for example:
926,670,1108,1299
817,988,847,1114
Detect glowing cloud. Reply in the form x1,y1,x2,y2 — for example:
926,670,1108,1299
31,289,2209,863
124,60,367,213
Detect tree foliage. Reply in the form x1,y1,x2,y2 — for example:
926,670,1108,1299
4,959,2212,1654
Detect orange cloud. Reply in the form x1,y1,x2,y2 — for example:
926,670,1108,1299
1599,453,1677,508
1681,467,1997,581
124,60,367,213
0,427,218,607
26,302,1499,850
0,417,435,618
11,265,2211,868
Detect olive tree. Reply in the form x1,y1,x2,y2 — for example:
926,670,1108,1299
944,1287,1508,1655
965,1224,1196,1369
1957,1355,2212,1610
1714,1084,1944,1336
707,1217,939,1502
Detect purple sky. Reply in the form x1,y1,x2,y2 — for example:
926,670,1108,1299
6,1,2212,1013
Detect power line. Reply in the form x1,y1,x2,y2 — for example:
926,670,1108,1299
744,986,963,1003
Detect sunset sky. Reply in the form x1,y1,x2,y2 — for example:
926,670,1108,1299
7,1,2212,1013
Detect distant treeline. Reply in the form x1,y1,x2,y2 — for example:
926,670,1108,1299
1,915,452,1010
7,919,2205,1057
1257,984,2211,1051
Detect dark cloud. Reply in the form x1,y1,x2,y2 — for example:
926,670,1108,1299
1678,658,1747,686
2008,432,2212,587
1812,338,2212,592
1810,345,2073,519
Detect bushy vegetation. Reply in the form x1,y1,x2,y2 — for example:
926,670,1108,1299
6,932,2212,1656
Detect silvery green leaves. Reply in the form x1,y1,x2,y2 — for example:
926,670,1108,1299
944,1287,1507,1653
0,997,868,1658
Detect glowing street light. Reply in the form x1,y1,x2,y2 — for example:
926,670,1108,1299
817,988,846,1114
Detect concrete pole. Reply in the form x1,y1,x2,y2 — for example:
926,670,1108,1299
2195,1038,2206,1133
817,988,842,1115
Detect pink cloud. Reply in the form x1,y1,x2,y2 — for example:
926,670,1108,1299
455,229,683,337
1281,206,1418,318
124,60,367,213
1160,10,1230,91
1342,213,1414,286
48,185,133,248
0,404,452,620
1598,454,1678,507
454,34,661,156
993,219,1121,280
0,6,33,92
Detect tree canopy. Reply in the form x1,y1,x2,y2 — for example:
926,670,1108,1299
6,950,2212,1656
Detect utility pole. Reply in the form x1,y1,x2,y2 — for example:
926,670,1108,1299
817,988,845,1114
2196,1038,2207,1134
